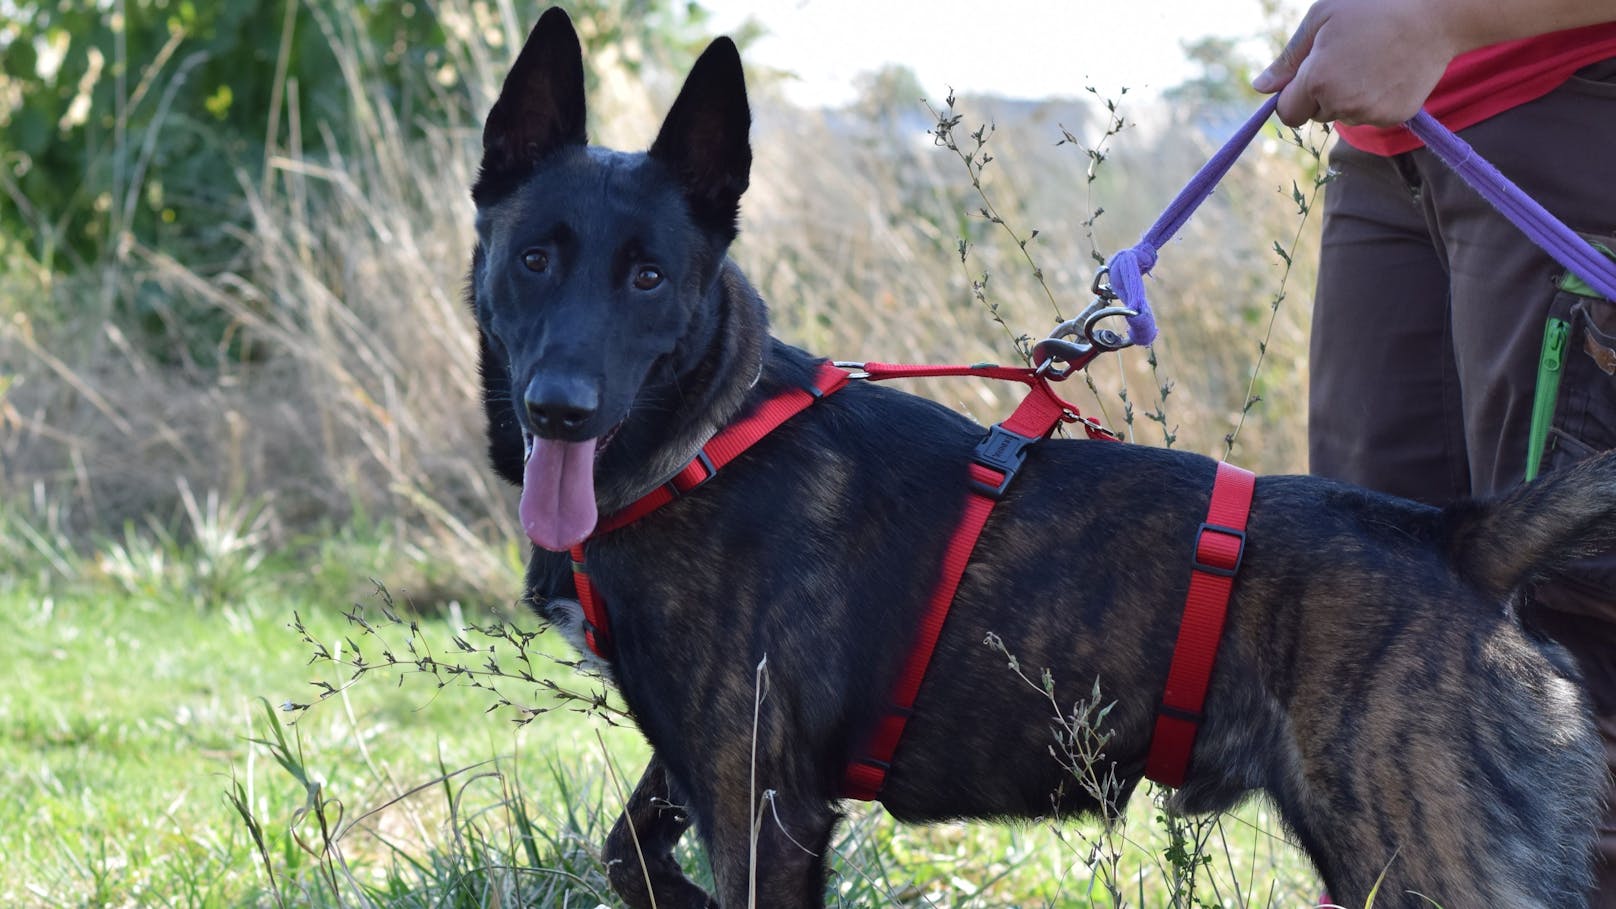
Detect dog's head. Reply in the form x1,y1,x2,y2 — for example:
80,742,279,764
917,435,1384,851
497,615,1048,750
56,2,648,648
469,7,752,552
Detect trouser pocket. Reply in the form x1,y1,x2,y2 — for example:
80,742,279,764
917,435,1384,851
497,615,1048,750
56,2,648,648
1566,56,1616,96
1541,245,1616,471
1534,234,1616,604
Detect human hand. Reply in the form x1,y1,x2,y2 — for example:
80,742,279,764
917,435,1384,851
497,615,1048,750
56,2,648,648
1251,0,1462,127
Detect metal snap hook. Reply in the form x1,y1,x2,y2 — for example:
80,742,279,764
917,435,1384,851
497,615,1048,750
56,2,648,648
1081,305,1140,351
1031,308,1102,379
1031,336,1090,379
1090,265,1115,300
1031,279,1139,376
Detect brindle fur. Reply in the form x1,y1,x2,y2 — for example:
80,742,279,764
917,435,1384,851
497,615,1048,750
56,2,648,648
467,10,1612,907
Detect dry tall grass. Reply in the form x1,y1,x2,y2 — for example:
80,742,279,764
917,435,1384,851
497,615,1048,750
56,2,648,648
0,2,1323,594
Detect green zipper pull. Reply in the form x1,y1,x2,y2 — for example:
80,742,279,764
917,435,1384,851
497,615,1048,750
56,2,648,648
1525,317,1570,482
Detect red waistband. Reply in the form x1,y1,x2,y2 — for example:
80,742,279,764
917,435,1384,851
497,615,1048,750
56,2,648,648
1336,25,1616,156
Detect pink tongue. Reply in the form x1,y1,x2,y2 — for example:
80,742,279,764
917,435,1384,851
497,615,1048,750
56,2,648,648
519,438,599,551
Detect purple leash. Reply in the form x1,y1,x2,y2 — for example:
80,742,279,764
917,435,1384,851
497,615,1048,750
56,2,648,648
1407,111,1616,300
1106,95,1616,346
1105,95,1281,346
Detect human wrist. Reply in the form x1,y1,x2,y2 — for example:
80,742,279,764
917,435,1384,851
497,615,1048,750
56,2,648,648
1417,0,1490,59
1426,0,1614,54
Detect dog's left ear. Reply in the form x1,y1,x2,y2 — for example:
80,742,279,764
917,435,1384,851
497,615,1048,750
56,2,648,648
650,37,752,242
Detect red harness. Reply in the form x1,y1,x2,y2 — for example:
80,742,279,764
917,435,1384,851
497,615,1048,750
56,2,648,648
1145,459,1254,787
566,359,1253,798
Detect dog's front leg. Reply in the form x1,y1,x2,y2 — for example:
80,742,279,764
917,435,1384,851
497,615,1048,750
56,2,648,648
604,754,716,909
697,779,840,908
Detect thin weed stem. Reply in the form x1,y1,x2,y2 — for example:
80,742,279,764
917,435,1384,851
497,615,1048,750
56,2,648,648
1225,122,1334,461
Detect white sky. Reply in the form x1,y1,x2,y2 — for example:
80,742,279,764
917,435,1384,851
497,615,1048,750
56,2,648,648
698,0,1288,107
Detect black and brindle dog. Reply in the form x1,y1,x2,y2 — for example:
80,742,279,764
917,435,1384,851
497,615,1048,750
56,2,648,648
466,9,1614,907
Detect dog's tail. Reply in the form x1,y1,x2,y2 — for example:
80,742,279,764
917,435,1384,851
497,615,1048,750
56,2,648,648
1445,449,1616,599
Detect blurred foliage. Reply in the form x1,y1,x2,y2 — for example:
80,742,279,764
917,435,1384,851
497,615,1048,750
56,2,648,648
1163,35,1264,108
0,0,712,294
0,0,1321,551
852,63,926,123
3,0,440,272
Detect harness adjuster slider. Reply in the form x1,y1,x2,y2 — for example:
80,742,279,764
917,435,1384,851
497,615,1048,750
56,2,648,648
1156,702,1204,724
583,618,608,642
1192,522,1246,577
668,449,717,497
969,424,1036,500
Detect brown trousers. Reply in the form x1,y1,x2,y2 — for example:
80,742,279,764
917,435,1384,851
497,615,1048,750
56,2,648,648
1309,58,1616,904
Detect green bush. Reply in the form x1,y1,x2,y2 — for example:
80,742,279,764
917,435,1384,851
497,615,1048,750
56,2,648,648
0,0,709,360
3,2,448,268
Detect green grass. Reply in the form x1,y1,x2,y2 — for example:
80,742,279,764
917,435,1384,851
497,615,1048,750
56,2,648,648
0,528,1327,908
0,536,635,907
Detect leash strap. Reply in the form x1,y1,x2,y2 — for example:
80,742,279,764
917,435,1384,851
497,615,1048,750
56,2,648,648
853,362,1121,445
1144,460,1255,788
857,362,1048,383
1406,112,1616,301
1104,95,1281,346
570,361,853,660
1101,96,1616,348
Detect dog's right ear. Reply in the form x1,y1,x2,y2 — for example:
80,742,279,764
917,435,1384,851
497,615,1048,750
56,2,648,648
473,7,587,204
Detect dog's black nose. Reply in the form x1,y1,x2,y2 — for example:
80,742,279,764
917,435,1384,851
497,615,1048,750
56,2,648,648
525,375,599,437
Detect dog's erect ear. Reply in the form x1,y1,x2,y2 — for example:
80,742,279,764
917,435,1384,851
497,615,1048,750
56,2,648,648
649,37,751,242
474,7,587,204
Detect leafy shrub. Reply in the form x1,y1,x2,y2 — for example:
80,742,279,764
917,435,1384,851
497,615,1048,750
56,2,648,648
0,0,709,359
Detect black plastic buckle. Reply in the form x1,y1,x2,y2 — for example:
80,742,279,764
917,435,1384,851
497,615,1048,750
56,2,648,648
1192,522,1246,577
668,449,717,497
969,424,1036,499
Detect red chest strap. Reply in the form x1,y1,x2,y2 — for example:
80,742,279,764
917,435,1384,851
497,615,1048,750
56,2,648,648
1143,460,1255,788
570,361,853,660
839,375,1102,800
565,357,1118,805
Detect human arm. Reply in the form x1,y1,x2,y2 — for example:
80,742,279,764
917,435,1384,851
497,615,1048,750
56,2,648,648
1251,0,1616,127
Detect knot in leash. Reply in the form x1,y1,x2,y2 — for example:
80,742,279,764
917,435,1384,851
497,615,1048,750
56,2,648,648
1106,245,1160,347
1033,95,1282,373
1026,96,1616,376
1033,93,1616,380
1031,266,1140,376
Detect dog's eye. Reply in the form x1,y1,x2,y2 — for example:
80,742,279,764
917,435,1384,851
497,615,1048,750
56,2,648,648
521,249,549,273
632,266,663,291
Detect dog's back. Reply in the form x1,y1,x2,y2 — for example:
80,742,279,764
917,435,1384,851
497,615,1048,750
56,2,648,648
867,438,1609,907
